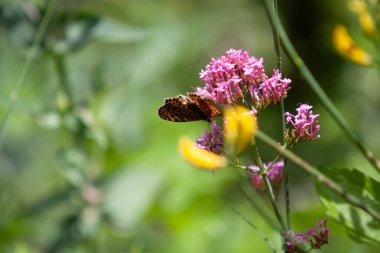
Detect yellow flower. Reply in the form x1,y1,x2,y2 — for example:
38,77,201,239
332,25,373,66
178,137,228,170
359,12,376,37
349,0,376,37
223,105,257,155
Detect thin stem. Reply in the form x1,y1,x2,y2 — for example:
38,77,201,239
236,183,279,230
283,159,290,229
252,140,287,231
53,53,86,149
233,164,256,172
265,154,282,172
271,0,291,230
261,0,380,173
232,209,278,253
53,54,75,109
262,173,287,232
0,0,58,150
256,130,380,222
233,152,282,172
272,0,281,69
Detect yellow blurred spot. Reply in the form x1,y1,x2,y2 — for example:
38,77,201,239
223,105,257,155
332,25,372,66
349,0,376,37
178,137,228,170
359,12,376,37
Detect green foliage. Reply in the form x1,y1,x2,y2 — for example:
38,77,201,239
314,166,380,244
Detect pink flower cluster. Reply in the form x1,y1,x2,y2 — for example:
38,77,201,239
254,70,291,108
192,50,319,159
285,104,320,144
195,49,291,111
284,218,329,252
196,120,223,154
249,161,284,194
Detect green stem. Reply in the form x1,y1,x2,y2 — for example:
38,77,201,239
0,0,58,150
256,130,380,222
283,157,290,229
232,209,278,253
272,0,281,68
261,0,380,174
252,141,287,231
236,183,279,230
271,0,291,230
262,173,287,232
53,54,75,108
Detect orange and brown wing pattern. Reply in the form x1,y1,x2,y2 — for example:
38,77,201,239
158,93,221,122
188,93,221,119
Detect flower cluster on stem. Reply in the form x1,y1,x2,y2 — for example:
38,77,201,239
285,104,320,146
284,218,329,253
160,48,324,252
195,49,291,112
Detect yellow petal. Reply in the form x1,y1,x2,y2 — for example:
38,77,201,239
178,137,228,170
236,107,256,152
332,25,373,66
223,107,240,150
223,106,257,155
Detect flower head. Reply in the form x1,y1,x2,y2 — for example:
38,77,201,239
195,49,291,110
285,104,320,145
196,120,223,154
305,218,330,249
250,70,291,110
284,218,329,253
250,161,284,194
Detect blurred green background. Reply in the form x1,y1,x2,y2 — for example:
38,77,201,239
0,0,379,252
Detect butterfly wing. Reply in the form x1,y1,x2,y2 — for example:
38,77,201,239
188,93,221,119
158,93,221,122
158,96,208,122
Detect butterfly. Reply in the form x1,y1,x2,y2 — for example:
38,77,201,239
158,93,221,122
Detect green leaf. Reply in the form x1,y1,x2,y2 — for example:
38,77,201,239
314,166,380,244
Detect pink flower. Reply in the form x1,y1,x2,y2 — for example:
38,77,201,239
195,49,291,110
196,120,223,154
284,218,329,252
249,161,284,194
285,104,320,144
253,70,291,109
